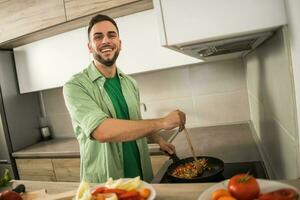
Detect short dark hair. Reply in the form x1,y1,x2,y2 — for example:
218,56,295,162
87,14,119,40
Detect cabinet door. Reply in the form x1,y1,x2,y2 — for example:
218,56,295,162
14,27,90,93
0,0,66,43
64,0,139,20
16,159,56,181
115,9,199,74
154,0,287,46
52,158,80,182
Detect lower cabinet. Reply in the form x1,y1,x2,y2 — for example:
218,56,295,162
16,156,167,181
16,158,80,182
52,158,80,182
16,159,56,181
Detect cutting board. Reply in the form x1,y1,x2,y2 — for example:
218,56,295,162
22,189,77,200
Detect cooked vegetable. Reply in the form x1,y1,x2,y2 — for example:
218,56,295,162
93,193,117,200
171,159,207,179
228,173,260,200
212,189,232,200
138,188,151,199
105,176,141,191
258,188,298,200
90,177,152,200
118,190,139,199
91,187,107,196
0,169,12,187
218,196,237,200
75,181,92,200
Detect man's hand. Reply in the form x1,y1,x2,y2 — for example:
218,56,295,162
158,138,176,155
161,109,186,132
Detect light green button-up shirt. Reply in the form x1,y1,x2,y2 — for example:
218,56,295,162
63,63,153,183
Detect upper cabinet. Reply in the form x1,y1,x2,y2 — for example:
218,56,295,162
115,9,199,74
14,27,90,94
64,0,138,20
0,0,152,48
13,9,199,93
0,0,66,43
154,0,287,46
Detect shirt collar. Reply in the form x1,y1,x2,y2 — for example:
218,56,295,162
87,62,126,82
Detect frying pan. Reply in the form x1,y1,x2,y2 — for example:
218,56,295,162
166,153,224,183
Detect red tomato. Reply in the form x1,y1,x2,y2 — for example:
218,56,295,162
0,190,23,200
228,173,260,200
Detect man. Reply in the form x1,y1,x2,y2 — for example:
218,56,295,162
63,14,186,183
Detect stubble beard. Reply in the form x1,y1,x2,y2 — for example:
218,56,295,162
93,49,120,67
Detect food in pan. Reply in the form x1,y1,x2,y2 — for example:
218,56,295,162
171,158,208,179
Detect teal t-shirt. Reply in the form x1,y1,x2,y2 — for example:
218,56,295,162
104,74,143,178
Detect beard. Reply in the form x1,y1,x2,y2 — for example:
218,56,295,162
93,49,120,67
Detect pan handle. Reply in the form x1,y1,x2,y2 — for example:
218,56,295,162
169,153,181,163
162,150,180,163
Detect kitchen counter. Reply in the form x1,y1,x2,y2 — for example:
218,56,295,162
11,129,178,158
12,138,80,158
173,123,261,163
12,123,258,160
12,179,300,200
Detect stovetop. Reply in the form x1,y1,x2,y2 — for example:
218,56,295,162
151,160,268,183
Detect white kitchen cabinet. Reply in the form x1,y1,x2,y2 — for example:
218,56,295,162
115,9,199,74
153,0,287,46
14,27,90,94
14,9,199,93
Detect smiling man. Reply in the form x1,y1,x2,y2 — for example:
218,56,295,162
63,14,186,183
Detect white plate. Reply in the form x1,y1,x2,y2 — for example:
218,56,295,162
92,179,156,200
139,180,156,200
198,179,299,200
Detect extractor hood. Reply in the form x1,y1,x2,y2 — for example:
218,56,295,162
153,0,286,62
174,31,273,61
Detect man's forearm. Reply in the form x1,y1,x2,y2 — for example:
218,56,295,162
92,118,164,142
147,132,164,143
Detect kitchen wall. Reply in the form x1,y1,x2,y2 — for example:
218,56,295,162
284,0,300,177
41,58,250,138
245,27,299,179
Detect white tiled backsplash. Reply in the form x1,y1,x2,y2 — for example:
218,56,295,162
42,58,250,138
245,28,299,179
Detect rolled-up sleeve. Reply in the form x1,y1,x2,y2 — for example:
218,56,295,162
63,81,108,138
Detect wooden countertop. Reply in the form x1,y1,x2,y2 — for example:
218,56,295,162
11,137,164,158
12,138,80,158
12,129,180,158
12,123,255,160
12,179,300,200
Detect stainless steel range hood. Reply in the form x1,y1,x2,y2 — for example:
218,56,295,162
175,31,273,61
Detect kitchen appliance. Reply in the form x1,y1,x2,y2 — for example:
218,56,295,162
40,126,51,141
153,0,287,61
176,32,273,61
0,50,41,179
152,160,268,183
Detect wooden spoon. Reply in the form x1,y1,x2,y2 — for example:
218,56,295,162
183,128,202,172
